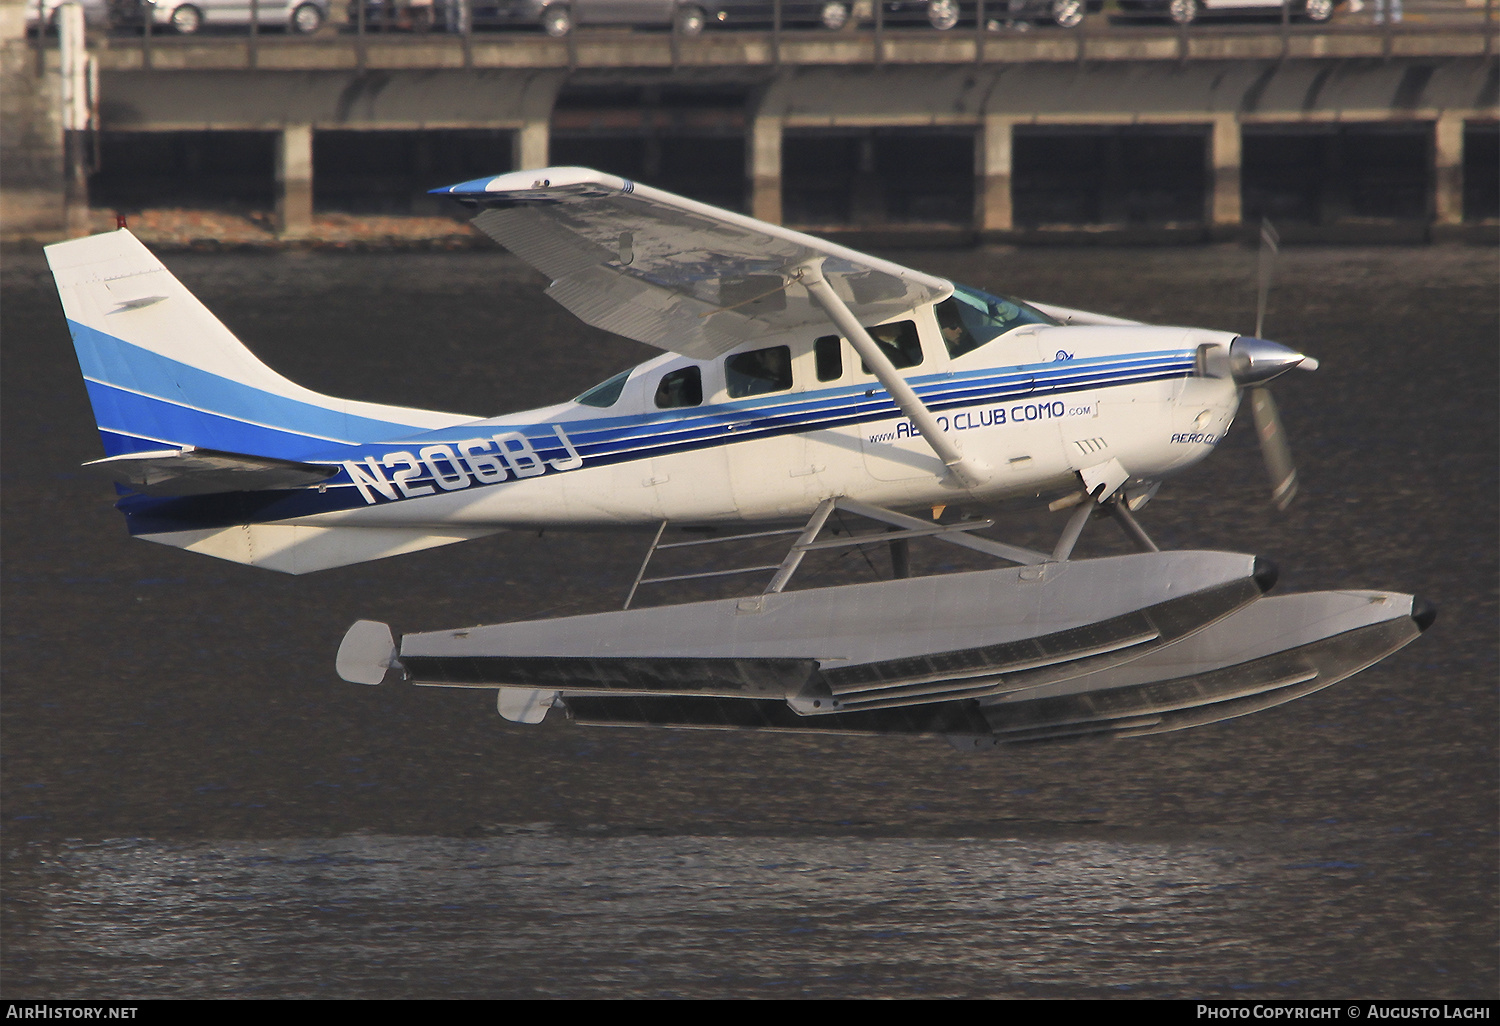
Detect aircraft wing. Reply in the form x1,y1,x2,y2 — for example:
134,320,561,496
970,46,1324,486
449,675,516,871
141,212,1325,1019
435,167,954,360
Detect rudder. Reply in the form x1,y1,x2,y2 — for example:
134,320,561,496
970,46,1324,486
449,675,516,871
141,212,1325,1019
45,229,472,463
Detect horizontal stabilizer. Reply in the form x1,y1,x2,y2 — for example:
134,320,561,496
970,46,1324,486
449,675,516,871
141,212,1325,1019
84,447,338,496
142,523,502,575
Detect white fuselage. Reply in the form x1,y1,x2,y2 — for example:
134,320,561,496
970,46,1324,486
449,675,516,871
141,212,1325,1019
49,225,1255,576
315,316,1243,531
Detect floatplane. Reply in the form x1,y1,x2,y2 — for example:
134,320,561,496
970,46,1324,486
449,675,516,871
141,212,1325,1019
45,167,1431,748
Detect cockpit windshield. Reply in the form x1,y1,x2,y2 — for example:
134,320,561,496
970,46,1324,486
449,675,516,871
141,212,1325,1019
935,285,1059,358
575,368,631,408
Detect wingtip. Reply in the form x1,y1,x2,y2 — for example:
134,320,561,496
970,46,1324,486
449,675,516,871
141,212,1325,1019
428,175,495,196
433,167,629,198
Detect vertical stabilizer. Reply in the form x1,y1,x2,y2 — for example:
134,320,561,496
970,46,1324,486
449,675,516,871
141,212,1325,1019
45,229,474,461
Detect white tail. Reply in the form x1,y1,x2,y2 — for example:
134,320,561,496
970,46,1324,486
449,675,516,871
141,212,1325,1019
46,229,472,462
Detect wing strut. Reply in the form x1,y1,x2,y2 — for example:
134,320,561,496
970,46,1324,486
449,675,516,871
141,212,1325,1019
798,262,990,489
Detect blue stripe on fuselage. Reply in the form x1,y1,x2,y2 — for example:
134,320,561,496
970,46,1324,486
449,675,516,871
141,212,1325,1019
119,349,1196,535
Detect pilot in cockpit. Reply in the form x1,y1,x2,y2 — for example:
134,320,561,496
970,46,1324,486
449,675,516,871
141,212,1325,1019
935,298,979,358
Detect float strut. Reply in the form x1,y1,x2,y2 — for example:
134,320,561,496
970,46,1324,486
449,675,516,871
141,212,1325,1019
1051,499,1095,562
1107,496,1160,553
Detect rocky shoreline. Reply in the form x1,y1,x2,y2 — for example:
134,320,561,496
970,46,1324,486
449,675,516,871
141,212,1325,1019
4,208,490,251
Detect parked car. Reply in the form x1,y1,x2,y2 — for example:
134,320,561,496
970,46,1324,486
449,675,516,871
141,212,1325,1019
703,0,863,30
880,0,1103,30
424,0,713,35
877,0,961,28
1116,0,1335,24
348,0,1095,32
113,0,332,34
349,0,460,31
24,0,112,32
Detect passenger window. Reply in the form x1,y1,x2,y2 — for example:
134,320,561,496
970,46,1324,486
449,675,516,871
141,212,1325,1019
655,367,702,409
814,335,843,382
725,345,793,399
859,320,923,372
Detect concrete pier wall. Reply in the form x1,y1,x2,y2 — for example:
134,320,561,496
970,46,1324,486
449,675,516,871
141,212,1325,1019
1,2,65,236
4,12,1495,243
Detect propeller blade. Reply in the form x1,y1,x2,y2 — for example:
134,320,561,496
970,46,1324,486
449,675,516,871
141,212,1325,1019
1255,218,1279,340
1246,220,1302,511
1250,386,1298,511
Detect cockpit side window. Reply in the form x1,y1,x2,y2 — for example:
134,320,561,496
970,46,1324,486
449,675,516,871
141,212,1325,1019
655,366,703,409
725,345,793,399
575,369,631,408
858,320,922,373
938,287,1059,358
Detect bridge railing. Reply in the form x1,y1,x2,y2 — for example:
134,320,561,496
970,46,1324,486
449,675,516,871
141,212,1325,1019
31,0,1499,68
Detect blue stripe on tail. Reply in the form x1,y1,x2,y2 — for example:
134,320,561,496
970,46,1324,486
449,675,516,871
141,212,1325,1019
69,320,434,460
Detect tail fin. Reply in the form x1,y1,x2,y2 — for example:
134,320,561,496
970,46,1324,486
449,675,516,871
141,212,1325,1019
46,230,499,574
45,229,473,463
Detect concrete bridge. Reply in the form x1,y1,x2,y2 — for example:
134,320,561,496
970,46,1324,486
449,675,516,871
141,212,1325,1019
3,2,1496,242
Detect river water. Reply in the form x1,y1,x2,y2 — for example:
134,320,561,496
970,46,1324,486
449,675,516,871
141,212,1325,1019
2,242,1495,998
